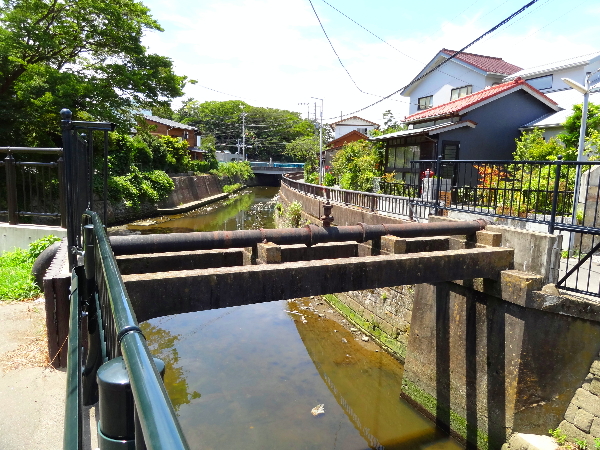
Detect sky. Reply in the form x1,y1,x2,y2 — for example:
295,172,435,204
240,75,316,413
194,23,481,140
140,0,600,126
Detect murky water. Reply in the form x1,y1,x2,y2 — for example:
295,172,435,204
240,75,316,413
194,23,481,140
121,186,279,234
141,298,462,450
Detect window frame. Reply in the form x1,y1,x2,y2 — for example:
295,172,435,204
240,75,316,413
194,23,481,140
525,74,553,90
450,85,472,101
418,95,433,110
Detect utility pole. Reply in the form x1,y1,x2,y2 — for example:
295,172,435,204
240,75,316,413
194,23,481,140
241,105,247,161
312,97,324,185
298,102,310,120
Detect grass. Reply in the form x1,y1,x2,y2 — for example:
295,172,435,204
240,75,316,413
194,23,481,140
0,235,61,302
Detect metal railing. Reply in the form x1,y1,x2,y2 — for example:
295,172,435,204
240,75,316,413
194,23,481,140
0,147,65,226
64,210,189,449
282,174,415,219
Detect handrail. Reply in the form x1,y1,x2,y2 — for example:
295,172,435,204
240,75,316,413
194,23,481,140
0,146,63,154
85,210,189,450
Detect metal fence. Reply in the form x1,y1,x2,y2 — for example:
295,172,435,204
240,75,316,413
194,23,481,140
64,210,189,450
0,147,65,226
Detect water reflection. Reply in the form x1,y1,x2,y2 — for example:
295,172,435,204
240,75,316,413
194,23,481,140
124,186,279,234
141,298,462,450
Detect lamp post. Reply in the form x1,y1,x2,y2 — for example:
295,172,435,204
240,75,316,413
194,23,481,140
561,72,600,222
312,97,323,184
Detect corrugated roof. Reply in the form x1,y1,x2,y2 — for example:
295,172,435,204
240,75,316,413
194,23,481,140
441,49,522,75
370,121,477,141
145,116,197,131
404,78,559,123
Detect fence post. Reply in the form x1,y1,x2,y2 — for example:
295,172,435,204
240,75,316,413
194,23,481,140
5,151,18,225
57,154,66,228
549,155,563,234
434,155,442,216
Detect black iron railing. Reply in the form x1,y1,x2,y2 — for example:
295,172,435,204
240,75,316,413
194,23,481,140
64,211,189,449
0,147,65,226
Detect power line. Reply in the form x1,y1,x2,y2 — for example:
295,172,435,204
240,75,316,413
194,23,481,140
326,0,540,121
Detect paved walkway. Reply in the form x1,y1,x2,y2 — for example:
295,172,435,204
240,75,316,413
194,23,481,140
0,298,97,450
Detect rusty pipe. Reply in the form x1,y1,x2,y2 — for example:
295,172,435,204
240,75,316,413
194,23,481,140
109,220,487,256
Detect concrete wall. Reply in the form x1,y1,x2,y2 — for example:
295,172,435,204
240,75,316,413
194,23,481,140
0,223,66,253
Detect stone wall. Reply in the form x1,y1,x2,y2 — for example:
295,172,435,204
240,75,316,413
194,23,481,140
557,353,600,447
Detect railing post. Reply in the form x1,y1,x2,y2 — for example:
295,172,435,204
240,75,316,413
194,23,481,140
58,154,66,228
435,155,442,216
549,155,563,234
5,151,18,225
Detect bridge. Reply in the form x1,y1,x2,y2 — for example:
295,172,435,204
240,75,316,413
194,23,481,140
249,161,304,175
14,112,600,450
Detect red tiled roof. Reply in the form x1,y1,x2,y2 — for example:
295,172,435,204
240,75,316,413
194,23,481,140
441,49,522,75
404,77,559,123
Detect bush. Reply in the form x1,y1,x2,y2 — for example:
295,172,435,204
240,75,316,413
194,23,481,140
211,161,254,181
223,183,242,193
107,166,175,209
0,235,61,301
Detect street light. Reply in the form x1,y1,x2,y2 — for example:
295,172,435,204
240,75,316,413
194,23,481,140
561,72,600,222
311,97,323,185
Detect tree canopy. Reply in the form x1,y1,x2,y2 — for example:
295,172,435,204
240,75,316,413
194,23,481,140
0,0,188,146
175,99,316,161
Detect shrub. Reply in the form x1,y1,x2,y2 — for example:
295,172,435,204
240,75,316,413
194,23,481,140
223,183,242,193
211,161,254,181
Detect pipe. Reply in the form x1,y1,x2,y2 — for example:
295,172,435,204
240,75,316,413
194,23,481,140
109,220,487,256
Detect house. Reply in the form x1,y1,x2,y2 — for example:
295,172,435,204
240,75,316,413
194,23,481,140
506,54,600,140
329,116,379,139
400,49,522,116
325,116,379,166
371,78,561,183
143,116,204,160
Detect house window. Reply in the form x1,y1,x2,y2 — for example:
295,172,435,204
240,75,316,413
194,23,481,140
387,146,420,174
357,127,368,135
418,96,433,110
450,85,472,101
526,75,553,90
183,131,189,140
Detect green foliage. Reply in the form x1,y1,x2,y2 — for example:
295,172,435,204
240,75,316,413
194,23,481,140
107,167,174,209
331,140,382,191
575,439,588,450
275,201,304,228
323,171,336,186
284,135,319,181
222,183,242,194
0,0,188,146
0,235,60,301
175,99,315,161
370,110,407,137
558,102,600,150
211,161,253,182
594,437,600,450
514,128,574,161
549,428,568,445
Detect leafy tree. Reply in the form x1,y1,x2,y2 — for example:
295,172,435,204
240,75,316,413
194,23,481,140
284,135,319,180
513,128,574,160
0,0,188,146
370,110,407,137
331,140,382,192
558,102,600,149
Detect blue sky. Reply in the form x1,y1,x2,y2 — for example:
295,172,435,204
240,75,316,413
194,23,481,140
141,0,600,125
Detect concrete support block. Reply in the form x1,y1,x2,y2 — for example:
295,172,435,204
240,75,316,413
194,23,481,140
574,408,594,433
500,270,544,307
477,230,502,247
558,420,593,446
590,417,600,436
256,242,281,264
508,433,558,450
381,236,406,254
589,379,600,396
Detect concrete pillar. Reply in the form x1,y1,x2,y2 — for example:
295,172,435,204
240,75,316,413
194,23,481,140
256,242,281,264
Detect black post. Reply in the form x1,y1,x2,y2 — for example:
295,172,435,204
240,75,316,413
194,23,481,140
435,155,442,216
549,155,563,234
5,151,18,225
57,154,66,228
61,108,78,268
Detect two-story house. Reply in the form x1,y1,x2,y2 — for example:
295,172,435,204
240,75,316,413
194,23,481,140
324,116,379,166
400,49,523,116
144,116,204,160
506,54,600,140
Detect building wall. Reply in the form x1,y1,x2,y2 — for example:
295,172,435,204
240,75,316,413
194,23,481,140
147,120,197,148
432,90,557,160
334,122,377,139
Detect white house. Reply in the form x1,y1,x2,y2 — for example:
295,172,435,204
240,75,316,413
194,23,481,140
329,116,379,139
508,54,600,140
400,49,523,116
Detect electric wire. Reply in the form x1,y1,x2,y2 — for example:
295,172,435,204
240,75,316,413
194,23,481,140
326,0,540,121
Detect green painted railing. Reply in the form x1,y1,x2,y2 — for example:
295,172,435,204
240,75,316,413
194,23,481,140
63,210,189,449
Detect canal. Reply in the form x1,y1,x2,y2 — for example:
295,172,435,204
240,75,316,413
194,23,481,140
116,186,462,450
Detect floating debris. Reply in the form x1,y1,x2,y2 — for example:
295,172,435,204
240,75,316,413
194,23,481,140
311,404,325,416
350,327,358,332
341,338,347,343
361,335,370,342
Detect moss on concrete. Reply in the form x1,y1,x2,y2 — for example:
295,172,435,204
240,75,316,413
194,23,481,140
322,293,406,360
401,378,489,450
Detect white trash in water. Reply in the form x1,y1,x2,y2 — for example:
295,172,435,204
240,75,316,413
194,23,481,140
311,404,325,416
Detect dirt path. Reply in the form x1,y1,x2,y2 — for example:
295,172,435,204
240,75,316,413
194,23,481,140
0,298,68,449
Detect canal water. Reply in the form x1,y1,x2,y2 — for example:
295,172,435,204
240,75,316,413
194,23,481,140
126,186,462,450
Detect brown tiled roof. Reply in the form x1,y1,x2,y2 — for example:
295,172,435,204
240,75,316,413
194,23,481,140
404,77,558,122
441,49,522,75
326,130,368,150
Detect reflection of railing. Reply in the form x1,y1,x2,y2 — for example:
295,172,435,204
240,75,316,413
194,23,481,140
0,147,65,226
281,174,414,218
64,210,189,449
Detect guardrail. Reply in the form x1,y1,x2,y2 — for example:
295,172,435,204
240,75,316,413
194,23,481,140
64,210,189,449
0,147,65,226
281,174,415,219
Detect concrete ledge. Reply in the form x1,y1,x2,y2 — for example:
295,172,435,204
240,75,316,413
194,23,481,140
507,433,558,450
0,223,66,252
156,192,229,215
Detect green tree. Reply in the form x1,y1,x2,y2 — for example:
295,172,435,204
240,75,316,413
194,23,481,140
331,140,381,192
284,135,319,181
370,110,407,137
558,102,600,149
0,0,188,146
513,128,573,160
